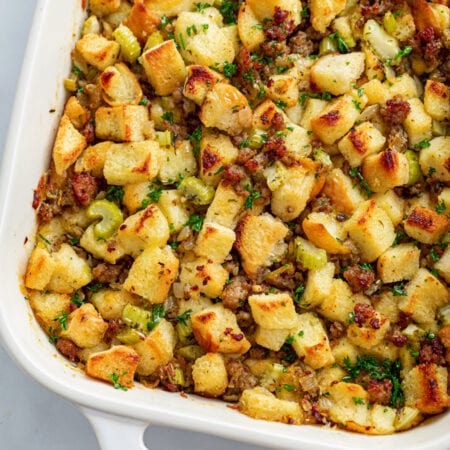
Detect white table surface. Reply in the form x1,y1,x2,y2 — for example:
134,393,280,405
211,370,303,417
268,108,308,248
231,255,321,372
0,2,270,449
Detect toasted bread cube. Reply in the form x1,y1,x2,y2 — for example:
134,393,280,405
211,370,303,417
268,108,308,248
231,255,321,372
75,33,119,71
80,225,125,264
191,304,251,354
402,363,449,414
311,95,363,145
195,221,236,264
362,79,388,105
361,150,409,193
122,181,151,214
28,291,71,335
89,0,120,16
265,72,300,107
310,0,346,31
437,188,450,216
303,262,335,309
235,213,288,276
158,140,197,184
123,2,160,44
75,141,112,177
133,318,177,376
52,115,87,176
310,53,365,96
373,189,405,226
386,74,420,101
424,79,450,121
25,246,55,290
124,246,179,304
141,0,197,17
192,352,228,397
419,136,450,183
90,289,141,321
394,406,423,432
103,140,160,186
398,268,449,324
157,189,190,232
344,199,395,262
300,98,327,131
347,311,390,349
237,3,265,51
247,0,301,25
302,212,350,255
205,181,245,229
95,105,151,142
413,0,449,34
199,130,238,187
86,345,139,388
254,326,291,351
99,63,143,106
435,246,450,284
248,293,297,330
404,98,432,148
369,405,396,435
200,83,252,135
63,96,89,130
373,291,399,323
331,337,359,365
338,122,386,167
239,387,304,424
377,244,420,283
61,303,107,348
117,204,170,257
283,124,312,160
179,258,228,299
322,168,365,215
183,65,224,105
404,206,449,244
141,40,187,96
291,313,335,369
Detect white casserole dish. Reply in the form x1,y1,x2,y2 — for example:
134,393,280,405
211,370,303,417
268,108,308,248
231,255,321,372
0,1,449,449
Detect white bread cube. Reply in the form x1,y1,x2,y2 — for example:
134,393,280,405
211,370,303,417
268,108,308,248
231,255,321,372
61,303,108,348
362,79,388,105
133,318,177,376
300,98,328,131
398,268,449,324
90,288,141,321
141,0,197,17
200,83,252,135
52,114,87,176
419,136,450,183
191,304,251,354
75,33,120,71
373,291,399,323
283,124,312,160
424,79,450,121
437,188,450,216
192,352,228,397
179,258,228,299
123,1,160,44
158,140,197,184
95,105,151,142
386,74,420,101
248,293,297,330
311,95,364,145
25,246,55,290
310,53,365,96
303,262,335,308
237,3,265,51
89,0,120,16
235,213,288,276
377,244,420,283
291,313,335,369
75,141,112,177
246,0,302,26
86,345,139,389
117,204,170,257
347,311,390,349
310,0,346,32
99,63,143,106
403,98,432,147
123,246,179,304
195,221,236,264
205,181,245,229
183,65,224,105
122,182,151,214
157,189,190,232
361,150,409,193
373,189,405,226
80,225,125,264
369,405,396,435
239,387,303,425
103,140,160,186
322,168,365,215
199,129,238,186
344,199,395,262
404,206,449,244
338,121,386,167
265,73,300,107
254,326,291,351
63,96,89,130
318,279,358,323
141,40,187,96
331,337,359,366
435,246,450,283
363,45,384,82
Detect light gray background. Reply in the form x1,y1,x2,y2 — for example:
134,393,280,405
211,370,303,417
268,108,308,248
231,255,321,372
0,2,270,449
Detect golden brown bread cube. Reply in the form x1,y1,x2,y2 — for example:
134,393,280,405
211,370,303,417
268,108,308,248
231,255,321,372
403,98,432,148
248,293,298,330
330,337,359,366
310,0,346,32
265,72,300,107
423,79,450,121
237,2,265,51
377,243,420,283
302,262,335,309
419,136,450,183
246,0,301,25
183,65,224,105
95,105,151,142
404,206,449,244
372,189,405,226
195,221,236,264
122,181,152,214
347,310,390,349
192,352,228,397
318,279,358,323
63,96,89,130
123,246,179,304
75,33,120,71
434,246,450,284
124,1,160,44
74,141,112,177
191,304,251,354
142,0,197,17
89,0,121,16
133,318,177,376
25,246,55,291
254,326,291,351
90,288,142,321
86,345,140,389
157,189,191,232
235,213,288,276
79,225,125,264
61,303,108,348
141,40,187,96
52,114,87,176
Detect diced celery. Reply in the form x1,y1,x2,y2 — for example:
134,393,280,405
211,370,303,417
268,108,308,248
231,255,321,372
82,15,101,36
260,363,287,391
64,78,78,92
383,12,397,35
432,119,447,137
155,130,173,147
313,148,332,167
248,130,265,149
113,24,141,63
116,327,145,345
263,161,287,191
178,177,215,205
295,237,327,270
363,19,400,64
405,150,421,186
175,321,193,344
121,304,152,331
264,263,295,285
401,323,425,343
438,305,450,327
144,31,164,51
177,345,205,361
319,37,338,56
168,367,185,386
86,199,123,240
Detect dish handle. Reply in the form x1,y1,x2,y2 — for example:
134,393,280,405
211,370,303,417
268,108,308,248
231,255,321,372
80,406,149,450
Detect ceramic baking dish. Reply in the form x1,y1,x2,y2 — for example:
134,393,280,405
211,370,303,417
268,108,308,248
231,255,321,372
0,1,449,449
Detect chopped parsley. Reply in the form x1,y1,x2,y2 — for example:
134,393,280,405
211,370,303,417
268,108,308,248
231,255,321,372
414,139,430,150
219,0,240,24
299,91,332,107
54,313,68,331
139,97,148,106
283,384,296,391
328,32,349,54
168,309,192,326
38,234,51,245
348,311,356,324
352,99,362,112
349,167,372,197
392,282,407,296
359,263,372,271
427,167,436,177
161,111,174,125
223,61,237,78
160,15,175,41
71,291,84,307
147,304,167,331
68,236,80,246
194,2,211,11
244,185,261,209
395,45,412,59
300,6,309,18
435,201,446,214
105,185,124,204
72,65,83,76
430,247,441,262
184,214,204,232
109,373,128,391
275,100,287,109
293,284,305,305
86,282,103,293
285,335,296,344
189,126,202,155
352,397,365,405
393,231,407,246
